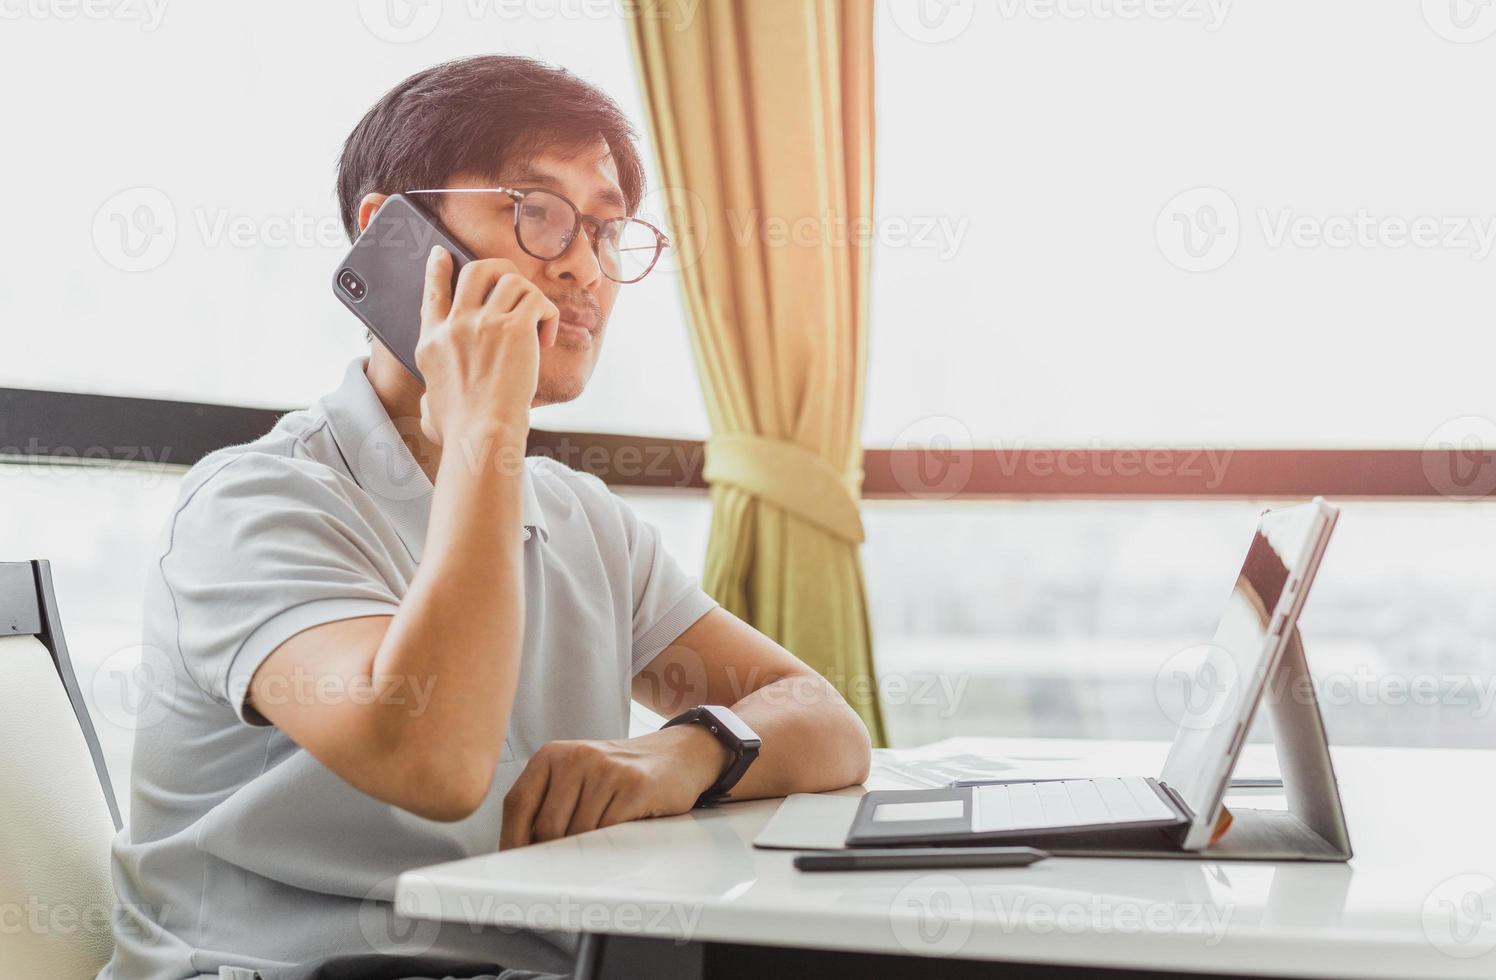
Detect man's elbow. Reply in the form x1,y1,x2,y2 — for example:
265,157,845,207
844,712,873,786
395,753,497,822
368,716,502,821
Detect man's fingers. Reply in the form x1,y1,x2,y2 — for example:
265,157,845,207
566,781,615,838
597,789,644,830
481,274,534,316
530,767,585,844
499,760,550,850
420,246,453,326
452,257,518,312
513,291,561,346
536,298,561,349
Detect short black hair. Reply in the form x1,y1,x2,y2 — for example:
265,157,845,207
336,55,646,242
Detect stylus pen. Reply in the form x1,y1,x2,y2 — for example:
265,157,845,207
949,777,1285,789
794,847,1049,872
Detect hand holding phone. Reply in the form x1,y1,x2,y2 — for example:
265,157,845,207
414,246,560,447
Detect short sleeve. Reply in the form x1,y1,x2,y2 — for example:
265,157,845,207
157,454,403,724
613,496,718,675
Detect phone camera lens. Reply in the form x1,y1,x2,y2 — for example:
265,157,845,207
338,268,366,301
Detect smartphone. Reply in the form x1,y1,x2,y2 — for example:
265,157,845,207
331,193,475,383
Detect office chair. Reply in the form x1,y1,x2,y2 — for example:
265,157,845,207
0,560,123,977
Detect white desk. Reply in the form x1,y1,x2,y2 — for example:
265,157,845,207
397,738,1496,978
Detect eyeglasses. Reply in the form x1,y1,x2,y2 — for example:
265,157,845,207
406,187,668,284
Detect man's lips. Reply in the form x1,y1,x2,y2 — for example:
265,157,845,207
555,306,600,341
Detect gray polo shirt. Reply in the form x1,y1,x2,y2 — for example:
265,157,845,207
100,358,717,980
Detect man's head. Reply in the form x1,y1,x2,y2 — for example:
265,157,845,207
337,56,646,405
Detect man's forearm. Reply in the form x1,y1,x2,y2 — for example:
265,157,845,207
713,673,872,801
369,432,528,799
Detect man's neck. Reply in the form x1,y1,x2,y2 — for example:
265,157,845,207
365,353,443,484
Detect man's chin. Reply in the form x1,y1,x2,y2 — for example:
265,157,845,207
534,369,590,406
535,341,597,405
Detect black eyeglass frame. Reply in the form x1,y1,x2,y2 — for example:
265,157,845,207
406,186,669,284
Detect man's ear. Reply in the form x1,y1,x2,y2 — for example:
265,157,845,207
356,193,389,234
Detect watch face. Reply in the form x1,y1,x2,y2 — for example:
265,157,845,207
701,705,761,749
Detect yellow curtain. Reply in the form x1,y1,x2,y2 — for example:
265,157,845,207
628,1,886,744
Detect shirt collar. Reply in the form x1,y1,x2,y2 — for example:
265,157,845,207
321,357,548,562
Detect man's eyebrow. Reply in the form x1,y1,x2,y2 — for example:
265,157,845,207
504,167,627,213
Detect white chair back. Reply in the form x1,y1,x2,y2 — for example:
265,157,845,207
0,562,121,978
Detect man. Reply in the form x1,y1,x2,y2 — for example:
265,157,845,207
102,56,871,980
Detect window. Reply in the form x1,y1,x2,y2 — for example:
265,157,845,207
863,499,1496,750
867,2,1496,449
863,2,1496,749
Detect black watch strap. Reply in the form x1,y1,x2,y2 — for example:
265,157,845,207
662,705,761,808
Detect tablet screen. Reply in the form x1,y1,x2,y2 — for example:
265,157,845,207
1158,502,1332,823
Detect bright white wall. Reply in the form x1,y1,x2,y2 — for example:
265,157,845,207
867,0,1496,449
0,1,709,436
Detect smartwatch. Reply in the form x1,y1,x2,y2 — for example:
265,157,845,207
662,705,761,808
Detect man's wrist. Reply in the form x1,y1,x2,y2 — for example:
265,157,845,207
437,422,530,479
658,722,733,797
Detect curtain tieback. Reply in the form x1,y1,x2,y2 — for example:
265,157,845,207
703,432,865,544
